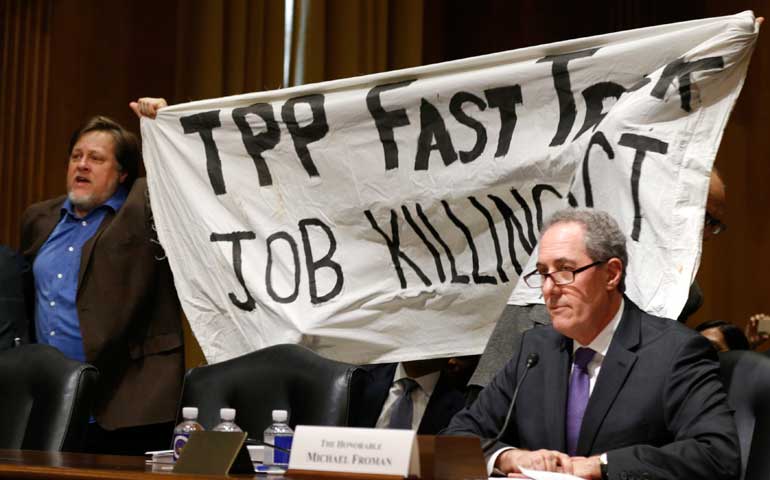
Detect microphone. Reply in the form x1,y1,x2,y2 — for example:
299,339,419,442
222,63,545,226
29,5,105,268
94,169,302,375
481,352,539,453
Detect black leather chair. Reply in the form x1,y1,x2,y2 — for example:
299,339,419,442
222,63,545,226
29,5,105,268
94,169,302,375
177,343,363,437
0,344,98,451
719,350,770,480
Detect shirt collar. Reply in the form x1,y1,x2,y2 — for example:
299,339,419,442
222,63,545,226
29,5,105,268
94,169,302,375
61,184,129,219
573,297,625,358
393,362,441,397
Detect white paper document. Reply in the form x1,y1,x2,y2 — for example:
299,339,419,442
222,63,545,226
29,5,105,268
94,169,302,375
518,466,584,480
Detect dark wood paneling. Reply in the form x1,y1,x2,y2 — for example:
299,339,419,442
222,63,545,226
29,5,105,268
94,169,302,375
423,0,707,64
695,1,770,336
42,0,179,201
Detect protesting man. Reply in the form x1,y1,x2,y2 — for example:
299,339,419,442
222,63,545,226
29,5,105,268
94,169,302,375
444,208,739,479
20,116,184,454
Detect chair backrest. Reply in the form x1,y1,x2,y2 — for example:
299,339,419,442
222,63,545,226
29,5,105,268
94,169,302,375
719,350,770,480
178,344,363,438
0,344,98,451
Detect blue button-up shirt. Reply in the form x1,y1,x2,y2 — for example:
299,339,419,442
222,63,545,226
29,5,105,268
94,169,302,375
33,186,128,361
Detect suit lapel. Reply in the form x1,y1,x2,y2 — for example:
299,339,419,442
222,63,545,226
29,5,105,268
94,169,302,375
358,363,397,428
544,335,571,452
419,371,446,434
417,371,464,434
577,301,640,455
25,204,63,257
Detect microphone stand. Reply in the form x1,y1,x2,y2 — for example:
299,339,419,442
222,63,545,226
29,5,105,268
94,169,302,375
480,353,539,453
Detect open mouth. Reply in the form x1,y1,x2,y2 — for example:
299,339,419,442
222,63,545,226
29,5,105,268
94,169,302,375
74,175,91,185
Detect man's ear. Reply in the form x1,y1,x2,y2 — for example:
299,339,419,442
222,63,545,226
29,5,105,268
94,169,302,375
606,257,623,290
118,171,128,184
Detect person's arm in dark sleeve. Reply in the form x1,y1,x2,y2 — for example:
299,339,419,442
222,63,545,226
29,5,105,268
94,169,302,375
0,245,28,350
442,342,522,455
606,333,740,480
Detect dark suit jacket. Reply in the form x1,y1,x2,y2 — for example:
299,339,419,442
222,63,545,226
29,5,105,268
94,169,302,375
352,363,466,435
20,178,184,430
468,304,551,389
0,245,27,351
444,300,740,480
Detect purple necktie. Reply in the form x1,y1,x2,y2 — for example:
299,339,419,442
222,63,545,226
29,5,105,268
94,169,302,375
566,347,596,456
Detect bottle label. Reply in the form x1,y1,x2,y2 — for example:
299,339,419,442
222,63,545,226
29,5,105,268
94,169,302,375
173,433,190,461
263,433,275,465
273,435,293,465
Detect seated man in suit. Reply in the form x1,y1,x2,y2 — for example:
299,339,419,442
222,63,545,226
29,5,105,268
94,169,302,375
464,170,728,406
352,357,476,434
444,208,739,479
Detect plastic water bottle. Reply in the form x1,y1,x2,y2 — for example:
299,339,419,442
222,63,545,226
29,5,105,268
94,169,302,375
263,410,293,467
172,407,204,461
212,407,243,432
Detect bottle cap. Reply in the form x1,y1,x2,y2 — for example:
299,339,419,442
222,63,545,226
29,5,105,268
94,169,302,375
220,407,236,421
272,409,288,422
182,407,199,420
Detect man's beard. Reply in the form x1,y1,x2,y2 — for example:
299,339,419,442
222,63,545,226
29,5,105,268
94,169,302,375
68,191,97,213
67,175,120,214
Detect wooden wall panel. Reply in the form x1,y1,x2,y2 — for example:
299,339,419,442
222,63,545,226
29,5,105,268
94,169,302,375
694,0,770,338
42,0,180,199
1,0,179,248
423,0,703,64
0,0,52,248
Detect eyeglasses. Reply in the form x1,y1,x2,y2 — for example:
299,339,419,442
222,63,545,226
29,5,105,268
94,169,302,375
705,212,727,236
522,261,605,288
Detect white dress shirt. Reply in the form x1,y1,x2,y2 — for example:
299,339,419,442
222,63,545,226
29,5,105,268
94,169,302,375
488,299,625,474
570,298,624,395
375,362,441,431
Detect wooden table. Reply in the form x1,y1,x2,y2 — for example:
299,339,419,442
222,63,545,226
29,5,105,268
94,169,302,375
0,436,487,480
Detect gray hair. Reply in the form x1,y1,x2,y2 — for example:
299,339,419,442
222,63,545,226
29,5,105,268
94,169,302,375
541,208,627,292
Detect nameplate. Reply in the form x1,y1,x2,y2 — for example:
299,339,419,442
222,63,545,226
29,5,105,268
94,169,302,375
288,426,420,478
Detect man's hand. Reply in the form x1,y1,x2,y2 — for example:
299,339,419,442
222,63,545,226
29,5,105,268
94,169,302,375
129,97,168,119
496,449,574,476
746,314,770,350
571,456,603,479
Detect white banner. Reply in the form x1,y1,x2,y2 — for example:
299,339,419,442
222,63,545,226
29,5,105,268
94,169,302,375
142,12,758,365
